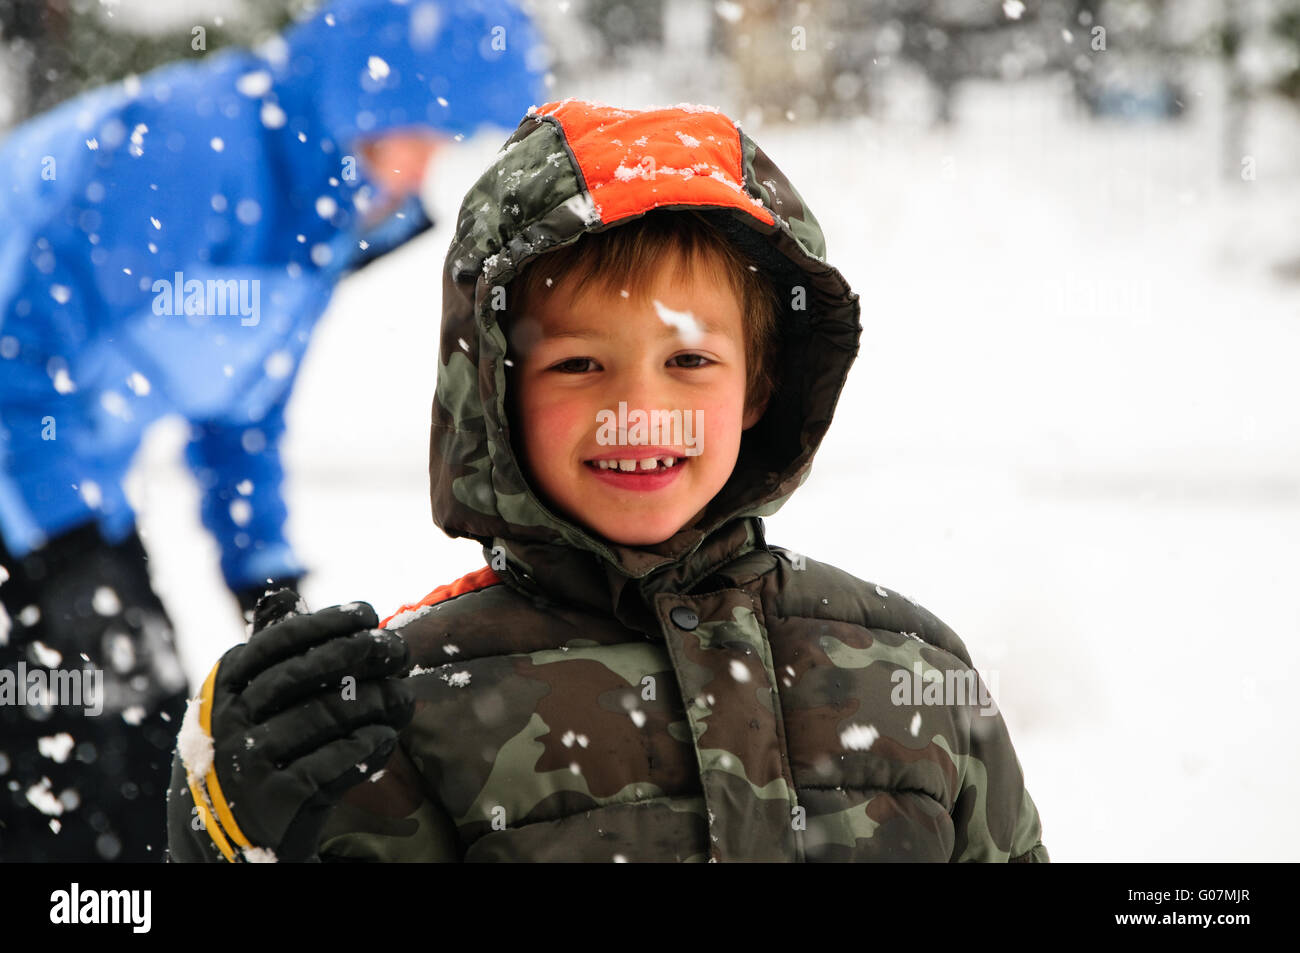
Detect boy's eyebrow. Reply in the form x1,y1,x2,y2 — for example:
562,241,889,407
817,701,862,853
543,328,604,340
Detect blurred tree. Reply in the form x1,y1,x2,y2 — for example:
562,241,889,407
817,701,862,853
585,0,665,62
717,0,1075,126
718,0,821,125
0,0,311,126
1270,0,1300,102
1221,0,1248,180
1073,0,1188,120
0,0,75,120
895,0,1052,124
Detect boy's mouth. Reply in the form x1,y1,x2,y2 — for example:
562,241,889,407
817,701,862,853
583,454,686,472
582,450,690,489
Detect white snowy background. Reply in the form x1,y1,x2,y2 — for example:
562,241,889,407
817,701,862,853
8,0,1300,862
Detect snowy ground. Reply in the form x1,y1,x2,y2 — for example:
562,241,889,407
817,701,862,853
130,72,1300,862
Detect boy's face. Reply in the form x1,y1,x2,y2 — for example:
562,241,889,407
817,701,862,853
510,250,765,546
355,129,445,195
353,128,445,226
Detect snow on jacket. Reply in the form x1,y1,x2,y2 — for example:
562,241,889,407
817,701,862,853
172,99,1049,861
0,0,543,590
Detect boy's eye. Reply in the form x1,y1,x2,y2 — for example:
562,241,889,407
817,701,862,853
550,357,599,373
668,353,712,369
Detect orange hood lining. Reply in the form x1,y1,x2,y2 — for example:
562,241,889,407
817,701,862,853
530,99,776,228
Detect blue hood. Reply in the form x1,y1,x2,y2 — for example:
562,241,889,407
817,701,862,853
278,0,545,147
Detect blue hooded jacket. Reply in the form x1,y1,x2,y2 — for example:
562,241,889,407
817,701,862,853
0,0,545,590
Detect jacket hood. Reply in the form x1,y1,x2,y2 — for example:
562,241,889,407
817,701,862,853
431,99,861,604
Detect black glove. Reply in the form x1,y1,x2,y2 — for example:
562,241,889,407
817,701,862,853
233,575,305,619
173,590,415,862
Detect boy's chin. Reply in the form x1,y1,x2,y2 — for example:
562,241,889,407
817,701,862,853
589,521,685,548
579,505,712,549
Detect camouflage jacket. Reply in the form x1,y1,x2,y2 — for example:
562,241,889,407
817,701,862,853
173,100,1048,862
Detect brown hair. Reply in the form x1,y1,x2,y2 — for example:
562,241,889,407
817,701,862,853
507,210,780,411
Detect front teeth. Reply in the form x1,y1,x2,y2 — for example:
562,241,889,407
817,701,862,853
594,457,680,471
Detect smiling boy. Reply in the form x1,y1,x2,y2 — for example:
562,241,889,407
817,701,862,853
167,100,1048,863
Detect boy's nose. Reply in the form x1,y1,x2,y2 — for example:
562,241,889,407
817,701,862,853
607,366,671,414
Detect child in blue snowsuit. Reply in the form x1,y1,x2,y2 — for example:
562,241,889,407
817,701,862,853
0,0,544,861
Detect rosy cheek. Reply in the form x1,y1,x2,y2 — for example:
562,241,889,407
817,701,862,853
691,394,745,444
525,391,591,456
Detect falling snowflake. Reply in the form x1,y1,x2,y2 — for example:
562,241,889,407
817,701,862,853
128,123,148,157
92,587,121,616
260,102,287,129
229,499,252,527
126,371,150,395
37,734,75,764
840,723,879,751
235,199,262,225
715,1,743,23
29,640,61,668
79,480,102,509
236,71,273,97
264,350,293,379
25,777,64,816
